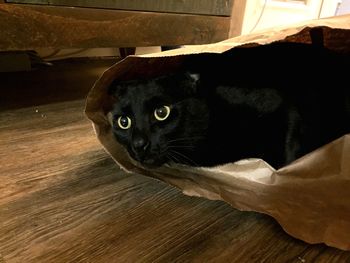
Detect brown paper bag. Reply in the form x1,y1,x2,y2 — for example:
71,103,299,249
85,15,350,250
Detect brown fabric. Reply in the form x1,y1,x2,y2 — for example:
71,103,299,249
85,15,350,250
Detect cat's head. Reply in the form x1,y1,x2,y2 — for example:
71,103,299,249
109,72,209,167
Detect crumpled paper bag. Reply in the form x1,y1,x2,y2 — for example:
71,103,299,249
85,15,350,250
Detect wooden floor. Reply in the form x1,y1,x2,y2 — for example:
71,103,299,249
0,59,350,263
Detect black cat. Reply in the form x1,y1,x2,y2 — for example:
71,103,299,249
109,43,350,168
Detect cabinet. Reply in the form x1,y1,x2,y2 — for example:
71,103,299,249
0,0,246,51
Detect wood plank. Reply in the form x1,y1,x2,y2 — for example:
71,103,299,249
0,3,230,51
1,99,350,262
0,60,349,262
229,0,248,37
0,58,116,110
5,0,233,16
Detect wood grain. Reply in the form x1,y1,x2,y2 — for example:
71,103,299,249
0,58,116,110
0,60,349,262
229,0,247,37
0,3,230,51
5,0,233,16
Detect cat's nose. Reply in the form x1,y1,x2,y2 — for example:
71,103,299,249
132,136,149,151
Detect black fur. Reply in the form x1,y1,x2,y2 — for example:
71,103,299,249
109,43,350,168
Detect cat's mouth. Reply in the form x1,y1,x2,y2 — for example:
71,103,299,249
131,152,167,169
130,145,196,169
140,158,164,168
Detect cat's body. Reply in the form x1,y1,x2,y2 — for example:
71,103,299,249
109,43,350,168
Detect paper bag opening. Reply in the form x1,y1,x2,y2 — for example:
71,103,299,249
85,16,350,250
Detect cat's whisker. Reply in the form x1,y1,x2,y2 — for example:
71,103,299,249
165,153,173,163
166,152,181,164
168,152,189,166
169,149,199,167
168,145,195,149
167,145,196,152
167,136,205,144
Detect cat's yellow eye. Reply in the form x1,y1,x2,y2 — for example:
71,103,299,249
154,105,171,121
117,116,131,129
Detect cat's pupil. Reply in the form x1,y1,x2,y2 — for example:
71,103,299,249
156,107,167,118
120,117,128,126
154,105,170,121
118,116,130,129
154,106,170,121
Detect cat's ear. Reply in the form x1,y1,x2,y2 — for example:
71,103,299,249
188,73,200,83
108,80,127,98
185,72,200,95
